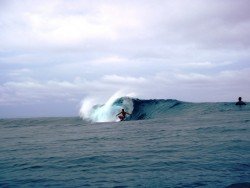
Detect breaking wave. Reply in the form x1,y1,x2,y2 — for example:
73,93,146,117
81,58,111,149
79,95,249,123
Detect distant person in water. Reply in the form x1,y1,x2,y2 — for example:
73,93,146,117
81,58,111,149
235,97,246,105
116,109,131,121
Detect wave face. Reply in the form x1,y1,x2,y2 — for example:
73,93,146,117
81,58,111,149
80,97,249,122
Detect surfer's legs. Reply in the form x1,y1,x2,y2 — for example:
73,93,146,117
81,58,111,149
118,115,125,121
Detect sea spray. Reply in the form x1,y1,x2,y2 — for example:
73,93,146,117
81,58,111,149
79,98,96,121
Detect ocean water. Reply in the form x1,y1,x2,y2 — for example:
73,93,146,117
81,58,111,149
0,98,250,187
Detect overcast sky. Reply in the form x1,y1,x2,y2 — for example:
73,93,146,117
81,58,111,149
1,0,250,118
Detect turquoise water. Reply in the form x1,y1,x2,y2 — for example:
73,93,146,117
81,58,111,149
0,102,250,187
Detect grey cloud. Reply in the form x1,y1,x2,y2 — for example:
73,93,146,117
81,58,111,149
1,68,250,105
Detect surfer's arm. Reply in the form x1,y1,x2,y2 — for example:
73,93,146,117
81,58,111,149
116,112,121,116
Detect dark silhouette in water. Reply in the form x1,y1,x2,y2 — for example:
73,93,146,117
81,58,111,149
116,109,131,121
226,182,250,188
235,97,246,106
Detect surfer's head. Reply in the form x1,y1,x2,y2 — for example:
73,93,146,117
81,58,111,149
239,97,242,101
122,109,125,112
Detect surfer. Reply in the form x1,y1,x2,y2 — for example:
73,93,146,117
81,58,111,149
235,97,246,105
116,109,131,121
